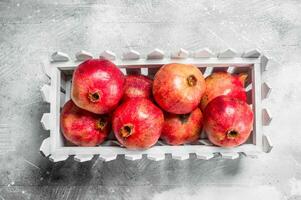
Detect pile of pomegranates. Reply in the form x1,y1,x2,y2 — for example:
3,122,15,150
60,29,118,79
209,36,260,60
60,59,253,149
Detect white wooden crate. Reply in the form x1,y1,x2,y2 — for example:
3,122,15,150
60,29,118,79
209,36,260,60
40,48,273,162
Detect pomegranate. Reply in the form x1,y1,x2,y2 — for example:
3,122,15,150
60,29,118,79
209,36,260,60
204,96,253,147
161,108,203,145
200,72,247,110
60,100,110,146
153,63,206,114
123,75,152,101
112,98,164,149
71,59,125,114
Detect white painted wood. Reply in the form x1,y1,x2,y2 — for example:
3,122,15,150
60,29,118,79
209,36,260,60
220,152,240,159
141,68,148,76
124,154,143,160
263,135,273,153
120,68,127,75
40,113,51,130
99,154,117,162
252,63,263,148
39,137,51,157
49,154,69,162
199,139,213,146
218,48,238,58
242,151,260,158
54,144,260,157
194,48,215,58
227,66,235,73
43,52,269,162
75,50,93,61
196,152,214,160
171,48,189,59
262,108,272,126
74,154,94,162
203,67,213,77
64,77,71,103
261,82,271,99
260,55,269,72
51,52,70,62
147,48,165,59
99,50,116,60
172,153,190,160
242,49,261,58
147,154,165,161
51,68,63,151
40,84,51,103
50,57,257,70
123,50,140,60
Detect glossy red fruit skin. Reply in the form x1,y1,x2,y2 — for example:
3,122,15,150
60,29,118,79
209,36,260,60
60,100,110,147
200,72,247,110
161,108,203,145
204,96,253,147
71,59,125,114
112,98,164,149
153,63,206,114
123,75,152,101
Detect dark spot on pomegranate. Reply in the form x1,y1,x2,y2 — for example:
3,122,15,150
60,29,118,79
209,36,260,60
187,75,197,87
227,130,238,138
88,92,100,102
120,124,134,138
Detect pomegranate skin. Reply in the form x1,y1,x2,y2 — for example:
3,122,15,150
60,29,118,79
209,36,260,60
204,96,253,147
71,59,125,114
153,63,206,114
112,98,164,149
123,75,152,101
60,100,110,147
200,72,247,110
161,108,203,145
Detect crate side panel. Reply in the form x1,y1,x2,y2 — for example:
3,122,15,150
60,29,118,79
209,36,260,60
252,63,263,147
55,144,260,156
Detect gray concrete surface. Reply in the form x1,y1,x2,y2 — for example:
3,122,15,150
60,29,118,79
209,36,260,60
1,0,301,199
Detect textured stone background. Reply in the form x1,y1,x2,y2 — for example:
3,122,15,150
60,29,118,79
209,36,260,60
1,0,301,199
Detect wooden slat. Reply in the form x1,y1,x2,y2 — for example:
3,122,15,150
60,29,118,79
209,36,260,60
123,50,140,60
40,84,51,103
40,137,51,157
99,50,116,60
242,49,261,58
147,49,165,59
75,50,93,61
51,51,70,62
171,48,189,59
74,154,94,162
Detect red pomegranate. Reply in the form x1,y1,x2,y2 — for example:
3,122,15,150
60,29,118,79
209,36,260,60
200,72,247,110
161,108,203,145
153,63,206,114
60,100,110,146
112,98,164,149
123,75,152,101
204,96,253,147
71,59,125,114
